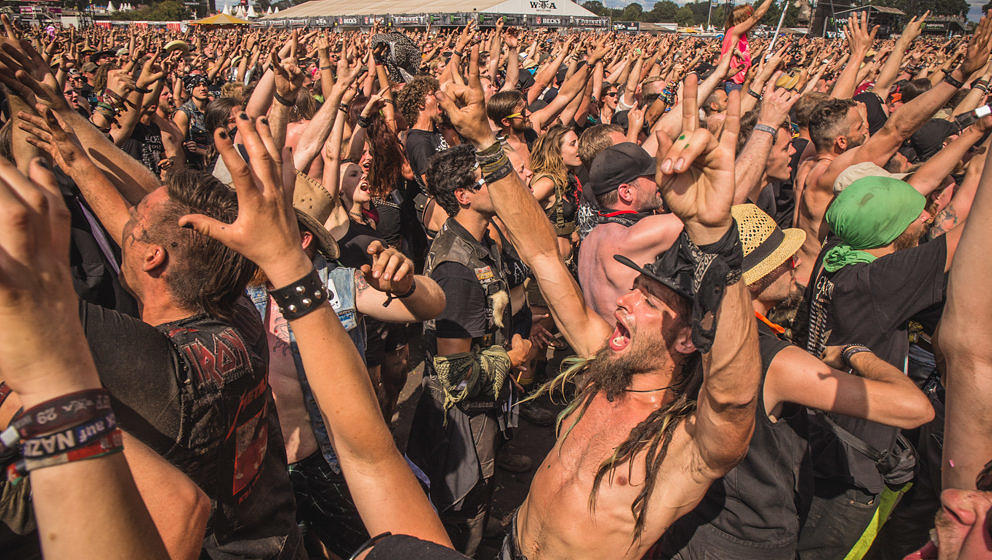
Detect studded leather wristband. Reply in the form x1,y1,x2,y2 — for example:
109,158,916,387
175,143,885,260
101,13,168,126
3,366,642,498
269,268,329,320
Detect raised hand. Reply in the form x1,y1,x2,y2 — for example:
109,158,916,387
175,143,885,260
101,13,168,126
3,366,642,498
655,73,741,245
961,11,992,76
17,107,88,171
758,84,800,128
901,10,930,44
362,240,414,295
436,44,494,148
845,11,878,55
272,50,304,104
178,117,308,286
0,157,96,407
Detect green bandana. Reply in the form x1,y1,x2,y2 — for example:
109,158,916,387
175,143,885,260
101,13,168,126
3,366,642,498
823,176,925,273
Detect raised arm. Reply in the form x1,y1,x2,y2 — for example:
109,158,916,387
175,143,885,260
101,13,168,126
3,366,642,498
657,75,760,474
909,119,989,197
438,45,612,358
179,118,452,548
0,156,169,560
871,12,928,99
822,16,992,189
830,12,878,99
939,104,992,491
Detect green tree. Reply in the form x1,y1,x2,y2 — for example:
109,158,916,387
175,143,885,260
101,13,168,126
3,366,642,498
621,2,644,21
675,5,695,25
648,0,678,21
581,0,608,16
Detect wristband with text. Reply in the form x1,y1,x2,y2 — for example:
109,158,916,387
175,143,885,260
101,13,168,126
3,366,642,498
753,123,778,137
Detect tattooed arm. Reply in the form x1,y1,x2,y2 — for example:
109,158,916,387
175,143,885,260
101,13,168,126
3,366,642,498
928,139,988,240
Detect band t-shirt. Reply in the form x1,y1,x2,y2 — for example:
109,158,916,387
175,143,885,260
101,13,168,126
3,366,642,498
804,236,947,494
78,298,302,559
405,129,449,177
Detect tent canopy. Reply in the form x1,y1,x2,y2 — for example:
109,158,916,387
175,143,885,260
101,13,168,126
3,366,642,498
191,13,252,24
268,0,595,19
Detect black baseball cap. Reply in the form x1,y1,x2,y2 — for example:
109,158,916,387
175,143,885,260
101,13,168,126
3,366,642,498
588,142,656,197
613,254,693,301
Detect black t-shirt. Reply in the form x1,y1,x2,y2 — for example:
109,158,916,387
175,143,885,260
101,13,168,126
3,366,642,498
79,299,301,558
431,262,488,340
405,129,448,177
804,236,947,493
338,219,384,270
121,120,165,175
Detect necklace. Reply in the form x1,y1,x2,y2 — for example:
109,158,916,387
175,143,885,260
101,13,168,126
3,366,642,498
624,386,670,393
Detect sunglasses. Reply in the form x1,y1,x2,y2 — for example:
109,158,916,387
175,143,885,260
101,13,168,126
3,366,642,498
464,177,486,191
605,91,619,97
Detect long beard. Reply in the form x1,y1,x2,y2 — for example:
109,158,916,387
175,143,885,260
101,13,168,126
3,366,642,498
583,343,665,401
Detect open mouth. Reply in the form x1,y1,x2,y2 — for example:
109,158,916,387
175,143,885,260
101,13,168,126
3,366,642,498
610,314,631,352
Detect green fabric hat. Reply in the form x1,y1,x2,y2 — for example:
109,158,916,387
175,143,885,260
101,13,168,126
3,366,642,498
823,176,925,272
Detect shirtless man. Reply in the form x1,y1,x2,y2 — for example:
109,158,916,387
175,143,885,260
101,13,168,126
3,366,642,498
792,15,992,286
577,142,681,324
439,49,760,560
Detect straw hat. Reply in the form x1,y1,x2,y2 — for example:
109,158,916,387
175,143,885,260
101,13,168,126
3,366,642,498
293,170,340,260
833,162,908,194
732,204,806,286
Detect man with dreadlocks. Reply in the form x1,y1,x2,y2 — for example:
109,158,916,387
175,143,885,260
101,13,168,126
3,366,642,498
437,47,761,560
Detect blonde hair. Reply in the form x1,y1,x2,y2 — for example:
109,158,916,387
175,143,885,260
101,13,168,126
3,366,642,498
529,126,572,188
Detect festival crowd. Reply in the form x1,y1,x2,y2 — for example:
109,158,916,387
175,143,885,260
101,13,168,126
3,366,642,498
2,2,992,558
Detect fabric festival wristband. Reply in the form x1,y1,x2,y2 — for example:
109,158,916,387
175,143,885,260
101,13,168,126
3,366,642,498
753,123,778,137
269,268,329,321
20,410,118,459
8,429,123,484
11,389,112,439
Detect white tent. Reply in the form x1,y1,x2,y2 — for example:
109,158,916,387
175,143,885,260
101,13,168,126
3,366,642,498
273,6,279,13
222,3,231,14
264,0,595,18
247,4,258,17
266,6,273,14
107,1,116,11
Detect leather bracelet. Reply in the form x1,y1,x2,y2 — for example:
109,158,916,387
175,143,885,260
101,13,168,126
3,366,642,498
480,152,510,175
319,65,333,70
753,123,778,137
746,88,762,100
20,411,118,459
273,90,297,106
842,344,872,369
357,114,372,128
382,278,417,307
944,73,965,89
269,268,329,321
476,139,503,159
484,158,514,184
134,85,152,94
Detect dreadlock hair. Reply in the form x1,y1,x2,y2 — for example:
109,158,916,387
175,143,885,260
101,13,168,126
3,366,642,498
524,297,702,544
366,111,406,199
